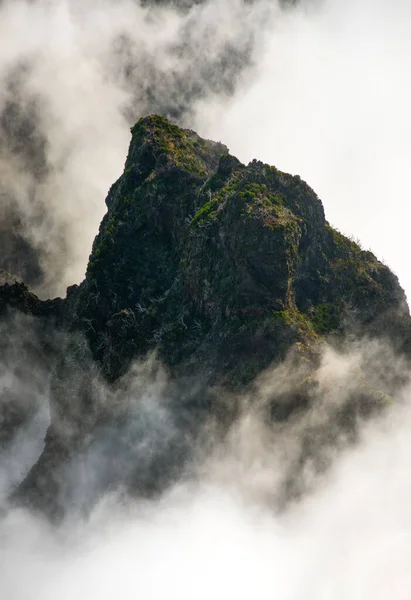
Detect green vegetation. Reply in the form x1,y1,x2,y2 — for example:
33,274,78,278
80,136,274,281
5,113,411,519
130,115,221,177
76,115,410,386
270,308,318,338
308,303,341,334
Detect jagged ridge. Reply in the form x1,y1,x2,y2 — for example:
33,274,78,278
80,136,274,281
68,115,410,384
1,115,410,517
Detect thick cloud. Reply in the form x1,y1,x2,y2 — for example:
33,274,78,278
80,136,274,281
2,338,411,599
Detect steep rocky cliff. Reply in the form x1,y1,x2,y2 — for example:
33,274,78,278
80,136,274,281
68,116,410,383
1,115,410,516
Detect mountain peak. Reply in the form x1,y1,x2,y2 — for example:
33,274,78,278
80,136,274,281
74,116,408,385
121,114,228,189
1,116,410,516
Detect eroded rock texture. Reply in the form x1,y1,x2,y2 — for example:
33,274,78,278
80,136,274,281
1,115,410,517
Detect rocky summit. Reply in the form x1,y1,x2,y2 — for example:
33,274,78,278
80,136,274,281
1,115,411,517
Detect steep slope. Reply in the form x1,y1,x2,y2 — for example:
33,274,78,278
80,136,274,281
1,115,410,516
70,116,409,384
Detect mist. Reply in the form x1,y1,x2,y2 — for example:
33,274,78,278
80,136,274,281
2,338,411,598
0,312,53,501
2,0,411,597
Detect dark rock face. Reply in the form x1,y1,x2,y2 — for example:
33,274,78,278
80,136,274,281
0,279,64,321
70,116,410,384
1,115,410,516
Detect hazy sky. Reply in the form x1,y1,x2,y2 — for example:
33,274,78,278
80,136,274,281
3,340,411,599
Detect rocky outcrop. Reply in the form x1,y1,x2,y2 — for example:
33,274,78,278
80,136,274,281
69,116,410,384
1,115,410,516
0,279,64,321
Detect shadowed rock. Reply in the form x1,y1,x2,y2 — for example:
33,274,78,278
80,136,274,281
1,115,410,517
